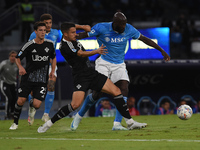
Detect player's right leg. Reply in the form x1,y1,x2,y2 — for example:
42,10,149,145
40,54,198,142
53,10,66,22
38,91,85,133
9,97,26,130
101,78,145,130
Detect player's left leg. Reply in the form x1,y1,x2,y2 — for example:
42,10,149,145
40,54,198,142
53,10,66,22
42,66,57,122
28,85,47,125
113,80,129,130
28,98,42,125
42,77,56,122
71,91,102,130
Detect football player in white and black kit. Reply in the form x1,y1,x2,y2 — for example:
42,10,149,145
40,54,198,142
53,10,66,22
37,22,141,133
9,22,56,130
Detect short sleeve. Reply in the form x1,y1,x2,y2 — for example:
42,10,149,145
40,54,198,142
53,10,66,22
88,23,101,37
127,24,141,39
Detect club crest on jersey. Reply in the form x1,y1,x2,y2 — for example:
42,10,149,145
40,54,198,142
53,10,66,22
105,37,110,42
44,47,49,53
76,84,82,89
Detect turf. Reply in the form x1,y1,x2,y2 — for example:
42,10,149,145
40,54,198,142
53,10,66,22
1,114,200,150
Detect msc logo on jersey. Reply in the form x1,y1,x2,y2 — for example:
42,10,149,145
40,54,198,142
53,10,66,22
104,37,126,43
32,55,49,61
110,37,126,43
44,47,49,53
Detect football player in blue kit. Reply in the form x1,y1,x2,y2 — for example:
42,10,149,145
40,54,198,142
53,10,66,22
71,12,170,130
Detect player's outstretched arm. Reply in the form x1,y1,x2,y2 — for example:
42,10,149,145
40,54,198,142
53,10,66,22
138,34,170,61
77,44,107,57
75,24,90,39
75,24,91,32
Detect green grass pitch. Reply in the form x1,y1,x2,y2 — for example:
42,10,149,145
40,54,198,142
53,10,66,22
1,114,200,150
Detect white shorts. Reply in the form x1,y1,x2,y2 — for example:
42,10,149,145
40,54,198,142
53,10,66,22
49,65,58,77
95,57,129,83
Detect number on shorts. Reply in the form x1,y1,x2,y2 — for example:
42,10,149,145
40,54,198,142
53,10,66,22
40,87,46,95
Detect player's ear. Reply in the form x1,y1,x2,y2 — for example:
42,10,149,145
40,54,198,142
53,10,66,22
63,32,68,37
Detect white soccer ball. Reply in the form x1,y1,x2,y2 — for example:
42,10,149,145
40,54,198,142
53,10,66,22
177,104,193,120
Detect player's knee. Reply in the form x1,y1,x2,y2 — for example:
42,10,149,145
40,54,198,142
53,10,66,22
48,80,55,91
71,103,80,110
33,103,41,109
92,91,102,100
113,87,122,97
17,98,26,106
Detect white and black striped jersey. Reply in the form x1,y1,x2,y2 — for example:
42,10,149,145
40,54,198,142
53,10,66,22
59,38,92,74
16,39,56,84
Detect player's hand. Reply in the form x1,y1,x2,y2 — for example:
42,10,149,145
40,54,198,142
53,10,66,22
161,50,170,61
19,66,26,75
49,71,55,79
97,44,108,55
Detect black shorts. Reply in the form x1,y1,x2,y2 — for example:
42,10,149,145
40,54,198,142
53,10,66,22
73,68,107,92
18,82,47,101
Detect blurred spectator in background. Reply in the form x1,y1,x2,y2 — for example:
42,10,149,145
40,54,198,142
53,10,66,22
193,100,200,114
20,0,35,43
174,99,187,114
0,51,18,119
95,98,116,117
127,96,140,116
156,100,174,115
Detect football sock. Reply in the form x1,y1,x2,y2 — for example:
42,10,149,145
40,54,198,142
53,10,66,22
28,94,33,103
29,99,34,107
44,91,55,114
114,96,127,124
51,104,74,123
13,103,23,125
113,94,131,120
78,93,95,117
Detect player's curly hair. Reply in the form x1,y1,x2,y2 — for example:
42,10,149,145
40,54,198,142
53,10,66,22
40,14,52,21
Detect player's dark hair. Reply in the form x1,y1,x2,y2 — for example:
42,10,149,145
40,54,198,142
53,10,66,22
34,21,46,30
61,22,75,33
9,50,17,56
40,14,52,21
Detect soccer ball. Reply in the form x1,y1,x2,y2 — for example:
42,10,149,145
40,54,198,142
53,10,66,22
177,104,193,120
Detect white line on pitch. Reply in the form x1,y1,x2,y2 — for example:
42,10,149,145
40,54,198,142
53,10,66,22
0,137,200,142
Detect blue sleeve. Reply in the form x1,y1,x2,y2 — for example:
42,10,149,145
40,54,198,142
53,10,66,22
29,32,36,40
88,23,101,37
128,24,140,40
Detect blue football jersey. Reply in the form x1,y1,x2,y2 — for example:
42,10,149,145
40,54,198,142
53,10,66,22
88,22,140,64
29,28,59,49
